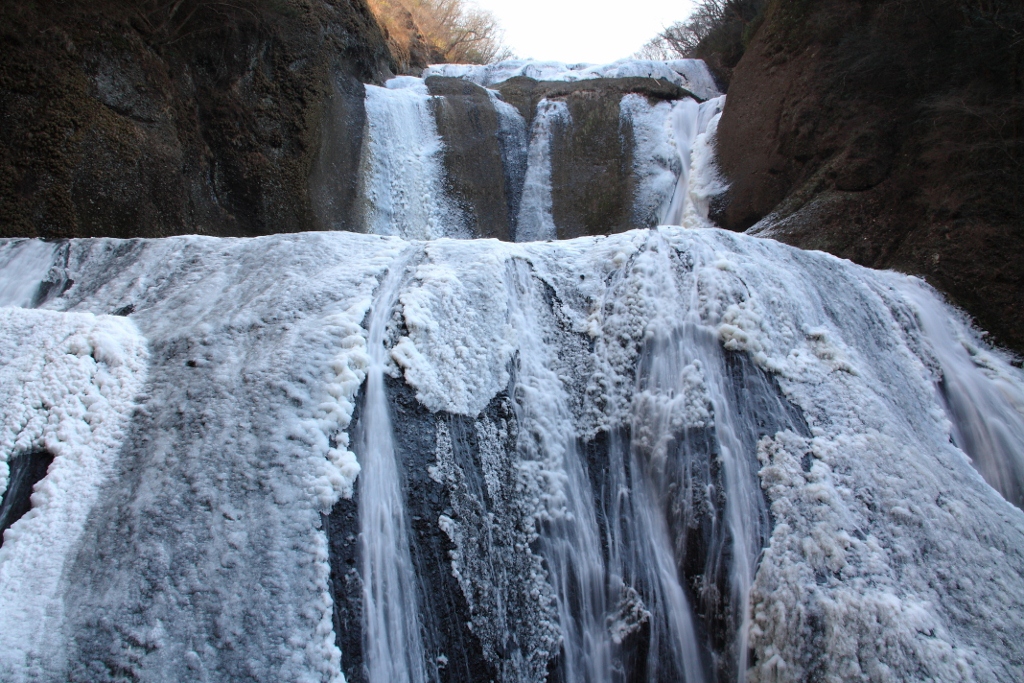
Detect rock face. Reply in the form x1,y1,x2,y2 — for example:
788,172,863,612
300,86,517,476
713,0,1024,353
496,77,696,239
426,76,515,241
0,0,393,239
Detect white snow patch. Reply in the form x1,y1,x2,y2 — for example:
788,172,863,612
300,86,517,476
0,308,148,680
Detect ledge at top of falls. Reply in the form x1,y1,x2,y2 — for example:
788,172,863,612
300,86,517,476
423,58,722,101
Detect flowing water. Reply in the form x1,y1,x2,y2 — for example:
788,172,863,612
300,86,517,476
515,99,568,242
358,250,428,683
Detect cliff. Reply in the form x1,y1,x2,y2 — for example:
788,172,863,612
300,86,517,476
713,0,1024,353
0,0,394,239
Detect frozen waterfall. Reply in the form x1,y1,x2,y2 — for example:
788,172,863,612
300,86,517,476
1,227,1023,683
351,59,728,241
2,58,1024,683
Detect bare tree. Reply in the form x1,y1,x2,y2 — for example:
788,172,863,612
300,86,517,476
369,0,512,68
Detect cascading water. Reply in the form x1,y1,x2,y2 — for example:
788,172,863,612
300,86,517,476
360,78,467,239
358,250,428,683
490,92,530,234
899,280,1024,507
515,99,568,242
505,259,615,683
1,59,1024,683
661,97,726,226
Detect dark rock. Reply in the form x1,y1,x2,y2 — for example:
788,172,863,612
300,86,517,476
495,76,694,129
713,0,1024,354
310,71,370,233
0,0,394,239
494,77,695,240
426,76,514,241
0,449,54,547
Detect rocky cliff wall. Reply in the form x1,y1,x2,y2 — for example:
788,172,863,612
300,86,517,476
713,0,1024,353
0,0,394,239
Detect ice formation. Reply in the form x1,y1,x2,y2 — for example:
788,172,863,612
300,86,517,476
360,78,468,239
424,58,722,101
356,62,727,242
1,222,1022,682
514,99,568,242
0,306,148,679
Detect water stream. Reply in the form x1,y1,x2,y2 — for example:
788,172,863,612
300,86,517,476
358,250,428,683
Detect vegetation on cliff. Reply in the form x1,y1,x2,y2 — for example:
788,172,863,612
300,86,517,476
638,0,766,89
367,0,511,72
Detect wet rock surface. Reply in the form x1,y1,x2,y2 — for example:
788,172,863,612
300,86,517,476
426,77,515,241
0,450,54,547
495,77,695,240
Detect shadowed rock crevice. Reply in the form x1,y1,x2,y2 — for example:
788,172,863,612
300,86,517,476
0,449,54,547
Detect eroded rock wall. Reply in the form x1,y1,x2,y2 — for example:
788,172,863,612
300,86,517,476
0,0,393,239
713,0,1024,353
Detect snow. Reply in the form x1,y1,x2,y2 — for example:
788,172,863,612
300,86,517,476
424,58,722,101
0,308,148,680
0,233,405,682
0,224,1022,681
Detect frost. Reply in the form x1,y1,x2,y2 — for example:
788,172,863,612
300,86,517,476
0,308,148,680
0,226,1023,682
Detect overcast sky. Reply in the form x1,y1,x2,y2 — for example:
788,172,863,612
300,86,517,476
470,0,698,64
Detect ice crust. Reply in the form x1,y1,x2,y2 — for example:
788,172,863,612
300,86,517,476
0,308,148,680
0,224,1023,681
424,58,722,101
621,93,727,228
361,80,468,240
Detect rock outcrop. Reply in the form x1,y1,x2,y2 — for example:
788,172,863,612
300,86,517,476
0,0,394,239
713,0,1024,353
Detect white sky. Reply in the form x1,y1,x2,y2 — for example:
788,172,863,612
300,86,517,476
470,0,697,64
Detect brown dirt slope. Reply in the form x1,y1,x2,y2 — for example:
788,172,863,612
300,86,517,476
0,0,394,239
713,0,1024,354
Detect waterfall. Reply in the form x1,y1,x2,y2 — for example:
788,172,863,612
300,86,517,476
897,278,1024,507
0,240,58,308
490,91,529,234
515,99,568,242
505,259,614,683
360,78,467,239
358,249,428,683
2,60,1024,683
662,97,726,226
